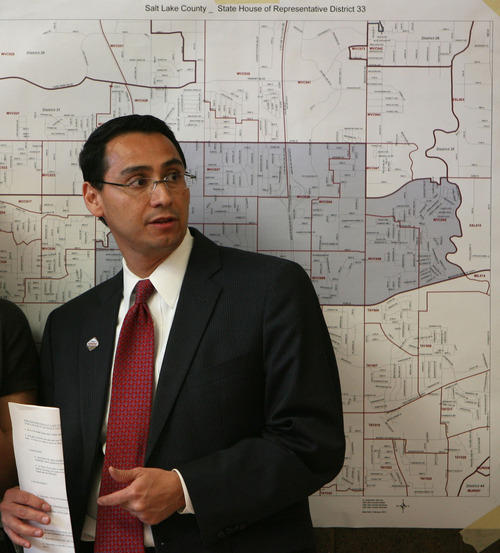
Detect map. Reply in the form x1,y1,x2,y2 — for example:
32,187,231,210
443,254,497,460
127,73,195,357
0,0,496,529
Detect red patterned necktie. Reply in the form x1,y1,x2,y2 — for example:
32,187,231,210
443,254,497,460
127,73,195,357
95,279,155,553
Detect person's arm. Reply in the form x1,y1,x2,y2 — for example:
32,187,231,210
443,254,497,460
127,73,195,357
177,260,345,546
0,300,40,546
0,389,37,494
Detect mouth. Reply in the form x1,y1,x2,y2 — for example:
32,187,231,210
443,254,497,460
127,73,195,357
149,215,177,225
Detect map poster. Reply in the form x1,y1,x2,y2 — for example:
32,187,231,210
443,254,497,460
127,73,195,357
0,0,499,529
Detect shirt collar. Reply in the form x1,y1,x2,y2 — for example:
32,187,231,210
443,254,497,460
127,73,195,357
122,230,194,308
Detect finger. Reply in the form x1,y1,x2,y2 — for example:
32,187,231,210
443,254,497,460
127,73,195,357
3,524,36,549
1,500,51,527
2,511,48,549
97,486,130,508
97,467,140,507
1,488,51,514
0,488,52,550
0,491,51,542
108,466,137,483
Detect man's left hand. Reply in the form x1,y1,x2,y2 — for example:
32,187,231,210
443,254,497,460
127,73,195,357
97,467,186,525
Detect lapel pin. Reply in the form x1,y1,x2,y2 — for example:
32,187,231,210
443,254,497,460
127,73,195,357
86,337,99,351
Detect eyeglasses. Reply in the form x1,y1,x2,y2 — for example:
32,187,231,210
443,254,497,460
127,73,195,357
98,171,196,195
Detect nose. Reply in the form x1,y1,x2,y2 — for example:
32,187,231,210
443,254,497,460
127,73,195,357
149,180,174,206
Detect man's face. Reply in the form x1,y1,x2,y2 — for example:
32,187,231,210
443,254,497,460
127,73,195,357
83,131,190,276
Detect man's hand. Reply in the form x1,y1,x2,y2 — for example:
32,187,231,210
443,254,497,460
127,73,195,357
0,487,51,549
97,467,186,526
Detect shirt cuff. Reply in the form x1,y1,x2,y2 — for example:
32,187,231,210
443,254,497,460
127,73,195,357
172,469,195,514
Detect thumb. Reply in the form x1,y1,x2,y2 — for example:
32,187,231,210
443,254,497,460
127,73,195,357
108,466,137,483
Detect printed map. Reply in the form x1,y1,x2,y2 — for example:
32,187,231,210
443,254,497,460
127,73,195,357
0,13,493,526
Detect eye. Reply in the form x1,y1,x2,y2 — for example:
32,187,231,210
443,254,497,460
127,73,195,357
166,171,182,182
129,177,151,189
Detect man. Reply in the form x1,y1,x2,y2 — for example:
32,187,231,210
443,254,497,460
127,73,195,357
0,115,344,553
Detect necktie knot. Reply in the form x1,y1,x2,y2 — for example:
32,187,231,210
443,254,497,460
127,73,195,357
135,279,155,305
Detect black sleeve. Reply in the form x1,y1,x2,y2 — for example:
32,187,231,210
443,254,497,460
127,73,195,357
0,299,39,397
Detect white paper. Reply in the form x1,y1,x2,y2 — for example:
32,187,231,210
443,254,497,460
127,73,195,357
9,403,75,553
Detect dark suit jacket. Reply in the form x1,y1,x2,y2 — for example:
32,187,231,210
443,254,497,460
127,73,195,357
40,228,345,553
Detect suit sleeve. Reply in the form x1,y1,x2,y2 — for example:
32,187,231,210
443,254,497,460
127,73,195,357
0,300,38,397
178,260,345,546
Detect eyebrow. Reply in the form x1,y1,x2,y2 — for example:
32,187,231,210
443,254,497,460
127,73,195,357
119,158,185,177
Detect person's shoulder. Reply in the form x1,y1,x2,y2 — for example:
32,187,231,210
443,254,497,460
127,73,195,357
0,298,29,324
190,228,294,265
48,272,123,319
220,244,296,270
216,241,309,287
192,227,298,270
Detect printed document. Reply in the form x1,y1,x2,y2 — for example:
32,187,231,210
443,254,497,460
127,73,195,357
9,402,75,552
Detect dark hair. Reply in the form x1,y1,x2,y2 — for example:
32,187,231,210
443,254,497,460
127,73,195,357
79,114,186,189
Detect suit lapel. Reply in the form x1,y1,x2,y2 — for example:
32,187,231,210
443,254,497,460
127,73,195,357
146,230,222,459
73,232,223,463
78,273,123,465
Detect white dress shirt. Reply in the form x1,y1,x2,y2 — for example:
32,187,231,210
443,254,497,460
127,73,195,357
82,231,194,545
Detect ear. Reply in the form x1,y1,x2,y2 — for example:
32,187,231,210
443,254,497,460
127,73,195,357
83,181,105,219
